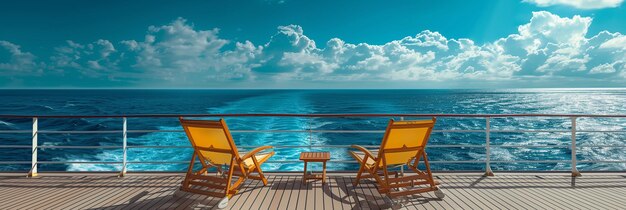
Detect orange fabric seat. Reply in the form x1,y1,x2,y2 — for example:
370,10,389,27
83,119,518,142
179,118,275,208
350,118,445,199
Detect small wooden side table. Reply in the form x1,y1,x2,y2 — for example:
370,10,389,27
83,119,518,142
300,152,331,184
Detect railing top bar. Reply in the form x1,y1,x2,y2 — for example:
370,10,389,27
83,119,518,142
1,113,626,119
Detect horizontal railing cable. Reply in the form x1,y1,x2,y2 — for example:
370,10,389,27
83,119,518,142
1,113,625,174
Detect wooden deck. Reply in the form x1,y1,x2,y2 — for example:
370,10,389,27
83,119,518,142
1,172,625,209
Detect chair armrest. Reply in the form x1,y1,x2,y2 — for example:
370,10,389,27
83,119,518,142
240,145,274,160
351,145,376,160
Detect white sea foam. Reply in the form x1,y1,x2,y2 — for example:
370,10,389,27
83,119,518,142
63,151,122,171
0,120,14,127
55,90,626,172
66,92,335,171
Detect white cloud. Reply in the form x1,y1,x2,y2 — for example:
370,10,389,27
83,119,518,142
620,64,626,78
255,26,519,82
493,11,621,76
0,41,42,75
520,11,591,45
50,39,121,79
523,0,624,9
600,35,626,49
126,18,227,72
47,18,262,84
262,11,623,82
495,11,592,59
590,63,617,73
121,18,260,82
262,11,604,81
3,11,626,87
537,53,589,72
266,25,316,53
278,52,338,75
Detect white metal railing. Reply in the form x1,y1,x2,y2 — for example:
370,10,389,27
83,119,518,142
0,114,625,177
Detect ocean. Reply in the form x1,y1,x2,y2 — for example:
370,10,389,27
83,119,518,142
0,89,625,172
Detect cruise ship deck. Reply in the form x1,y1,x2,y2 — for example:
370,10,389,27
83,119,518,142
1,172,625,209
2,113,626,209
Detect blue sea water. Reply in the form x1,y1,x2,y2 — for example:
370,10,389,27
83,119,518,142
0,89,625,172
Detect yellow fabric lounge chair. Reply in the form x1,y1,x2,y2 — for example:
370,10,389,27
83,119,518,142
350,118,445,199
179,117,275,208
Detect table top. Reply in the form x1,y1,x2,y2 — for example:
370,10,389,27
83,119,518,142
299,152,331,161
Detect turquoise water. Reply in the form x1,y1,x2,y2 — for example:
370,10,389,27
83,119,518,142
0,89,625,172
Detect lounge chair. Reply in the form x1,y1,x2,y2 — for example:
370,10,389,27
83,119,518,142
350,118,445,199
178,117,275,208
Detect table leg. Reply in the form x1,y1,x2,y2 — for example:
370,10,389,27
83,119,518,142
302,161,307,184
322,161,327,184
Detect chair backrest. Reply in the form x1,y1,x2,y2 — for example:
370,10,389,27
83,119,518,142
377,118,436,166
179,118,240,166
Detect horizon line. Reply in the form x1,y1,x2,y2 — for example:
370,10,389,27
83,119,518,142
2,87,626,90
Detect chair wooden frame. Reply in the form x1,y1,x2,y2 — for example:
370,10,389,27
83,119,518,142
350,117,444,198
179,117,275,201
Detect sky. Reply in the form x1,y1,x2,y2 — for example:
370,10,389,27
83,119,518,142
0,0,626,88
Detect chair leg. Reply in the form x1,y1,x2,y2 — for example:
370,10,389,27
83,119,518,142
302,161,308,184
252,156,268,186
322,161,327,184
354,163,365,186
216,165,223,176
382,158,390,187
422,152,437,187
181,152,197,190
369,169,389,192
225,159,236,197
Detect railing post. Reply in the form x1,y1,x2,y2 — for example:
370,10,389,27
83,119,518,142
571,117,581,177
28,117,38,177
484,117,494,176
119,117,127,177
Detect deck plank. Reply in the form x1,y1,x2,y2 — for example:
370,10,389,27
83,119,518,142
365,178,388,209
515,175,580,209
448,175,486,210
257,175,280,209
100,175,176,209
281,176,298,210
44,176,134,210
74,176,151,209
327,176,344,210
267,175,284,210
352,177,373,209
339,176,358,209
270,175,290,210
286,174,302,210
509,175,572,209
401,176,450,210
139,181,183,209
298,175,311,209
228,179,260,209
473,174,523,209
1,172,626,210
435,175,473,210
304,179,315,209
493,175,555,209
3,177,65,209
108,176,162,210
135,176,181,210
312,177,323,209
576,176,626,209
454,175,498,210
10,176,93,209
